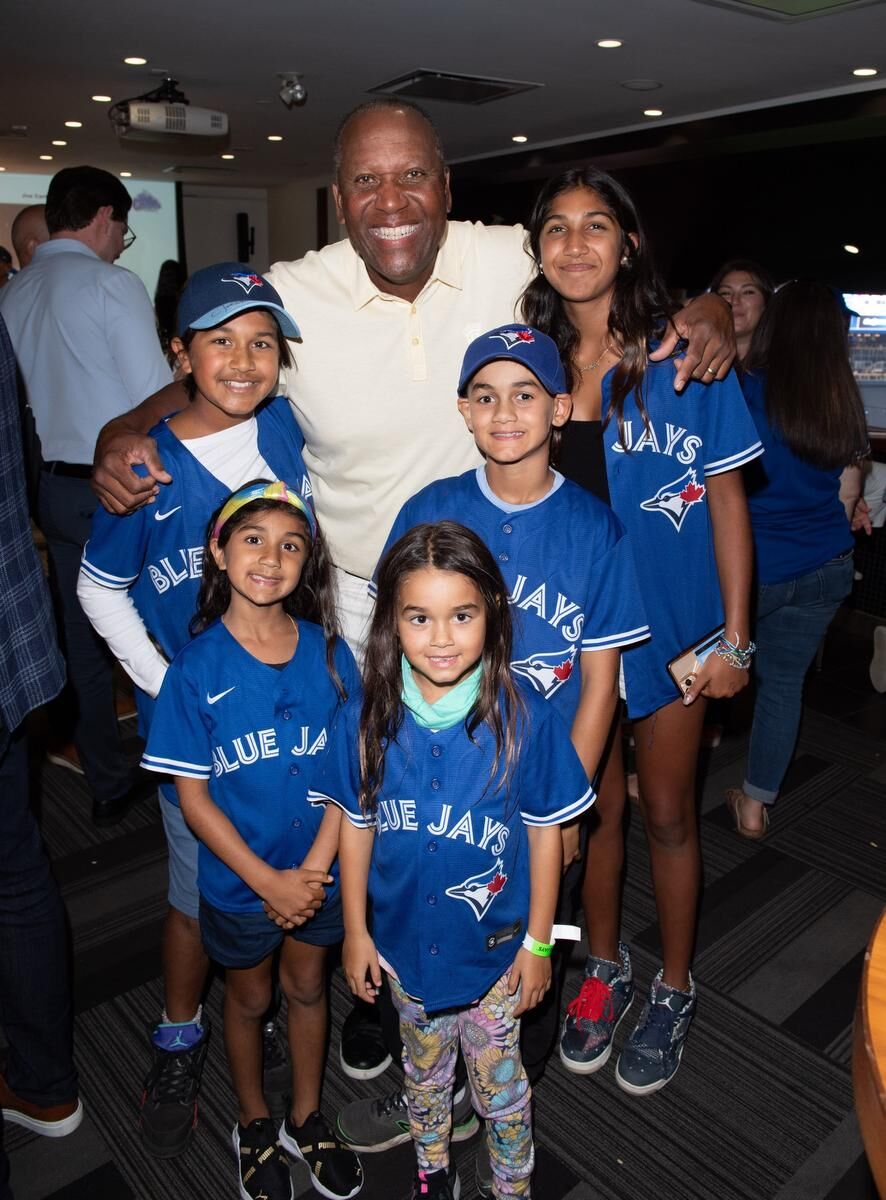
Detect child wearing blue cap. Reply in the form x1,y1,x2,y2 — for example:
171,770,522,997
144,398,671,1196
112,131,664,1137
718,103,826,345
76,264,325,1166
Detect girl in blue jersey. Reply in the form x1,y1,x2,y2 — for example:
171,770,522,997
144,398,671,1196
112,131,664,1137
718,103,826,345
142,480,364,1200
77,263,316,1158
313,522,593,1200
522,167,763,1094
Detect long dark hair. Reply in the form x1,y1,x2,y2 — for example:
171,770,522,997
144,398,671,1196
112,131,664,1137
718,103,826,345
709,258,776,302
191,485,346,698
521,166,677,448
744,280,868,470
359,522,523,815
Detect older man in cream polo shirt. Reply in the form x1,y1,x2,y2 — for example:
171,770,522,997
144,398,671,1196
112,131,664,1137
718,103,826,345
93,98,733,651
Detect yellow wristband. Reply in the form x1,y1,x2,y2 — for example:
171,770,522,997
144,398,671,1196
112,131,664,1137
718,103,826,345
522,933,553,958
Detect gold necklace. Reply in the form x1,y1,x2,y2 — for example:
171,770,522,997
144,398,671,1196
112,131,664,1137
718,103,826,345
576,342,613,372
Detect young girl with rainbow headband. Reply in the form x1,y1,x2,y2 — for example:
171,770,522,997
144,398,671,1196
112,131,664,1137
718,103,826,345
310,521,594,1200
142,479,363,1200
521,167,762,1093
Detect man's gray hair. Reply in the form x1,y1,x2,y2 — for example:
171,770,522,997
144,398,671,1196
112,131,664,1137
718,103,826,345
333,98,446,176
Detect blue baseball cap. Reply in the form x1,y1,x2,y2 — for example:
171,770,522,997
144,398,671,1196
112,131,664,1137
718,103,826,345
177,262,301,338
457,325,567,397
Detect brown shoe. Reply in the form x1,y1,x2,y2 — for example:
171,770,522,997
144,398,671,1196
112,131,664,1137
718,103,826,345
0,1073,83,1137
725,789,769,840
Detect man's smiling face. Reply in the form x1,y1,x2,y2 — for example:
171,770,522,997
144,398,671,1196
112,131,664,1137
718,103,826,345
332,106,451,303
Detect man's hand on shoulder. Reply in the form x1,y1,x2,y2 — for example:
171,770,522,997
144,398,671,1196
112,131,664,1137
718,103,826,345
91,379,187,514
650,292,736,392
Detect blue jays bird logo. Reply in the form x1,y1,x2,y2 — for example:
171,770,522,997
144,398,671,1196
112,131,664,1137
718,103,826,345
639,468,706,531
489,328,535,349
222,272,265,294
510,645,577,700
445,858,508,921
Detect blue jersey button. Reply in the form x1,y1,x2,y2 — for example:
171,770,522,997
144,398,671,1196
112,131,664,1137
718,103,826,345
426,893,437,905
431,744,442,758
502,523,513,534
291,817,302,828
430,778,441,791
427,840,438,852
498,552,509,563
282,710,291,720
429,944,439,955
289,764,300,775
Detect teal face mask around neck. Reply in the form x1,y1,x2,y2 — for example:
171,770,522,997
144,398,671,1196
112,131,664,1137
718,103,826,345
400,654,482,730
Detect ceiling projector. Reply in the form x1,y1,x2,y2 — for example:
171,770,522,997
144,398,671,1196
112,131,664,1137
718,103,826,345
109,77,228,141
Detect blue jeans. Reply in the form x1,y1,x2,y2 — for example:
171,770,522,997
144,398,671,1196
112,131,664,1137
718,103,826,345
744,552,854,805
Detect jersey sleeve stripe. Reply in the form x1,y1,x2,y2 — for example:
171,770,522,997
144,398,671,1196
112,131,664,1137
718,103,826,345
140,753,211,779
521,784,596,826
308,788,371,827
79,559,138,587
581,625,651,650
704,442,764,475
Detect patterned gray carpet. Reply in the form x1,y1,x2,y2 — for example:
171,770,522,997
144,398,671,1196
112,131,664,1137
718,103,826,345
5,620,884,1200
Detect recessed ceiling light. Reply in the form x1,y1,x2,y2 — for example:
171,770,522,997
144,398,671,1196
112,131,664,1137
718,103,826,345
267,135,283,142
39,155,53,161
52,140,67,146
120,171,133,178
92,94,112,102
621,79,661,91
853,67,878,77
0,167,6,172
124,56,148,66
597,39,622,48
844,244,860,254
64,121,82,128
512,135,528,143
644,109,663,117
221,153,235,160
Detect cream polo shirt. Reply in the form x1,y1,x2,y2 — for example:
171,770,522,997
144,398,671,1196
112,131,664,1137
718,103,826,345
266,219,534,580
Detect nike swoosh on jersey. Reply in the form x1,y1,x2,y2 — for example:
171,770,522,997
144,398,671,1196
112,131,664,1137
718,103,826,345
207,687,236,705
154,506,182,521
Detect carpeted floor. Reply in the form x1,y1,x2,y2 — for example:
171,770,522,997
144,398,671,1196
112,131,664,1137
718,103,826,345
4,617,884,1200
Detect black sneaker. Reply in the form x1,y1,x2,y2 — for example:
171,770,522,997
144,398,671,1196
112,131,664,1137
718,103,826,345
139,1017,209,1157
279,1110,363,1199
339,1001,392,1081
404,1164,461,1200
336,1085,478,1153
233,1118,293,1200
262,1020,292,1095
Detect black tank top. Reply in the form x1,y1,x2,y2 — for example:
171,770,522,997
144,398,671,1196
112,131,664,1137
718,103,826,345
557,419,611,507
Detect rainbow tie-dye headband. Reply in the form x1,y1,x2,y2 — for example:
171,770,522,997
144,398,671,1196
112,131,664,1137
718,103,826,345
212,480,317,541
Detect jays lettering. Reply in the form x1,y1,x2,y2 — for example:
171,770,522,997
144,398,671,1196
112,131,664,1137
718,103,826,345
374,799,510,855
212,725,328,775
610,420,702,464
147,546,204,593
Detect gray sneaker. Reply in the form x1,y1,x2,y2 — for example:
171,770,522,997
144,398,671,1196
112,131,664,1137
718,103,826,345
336,1086,478,1153
615,970,696,1095
559,942,633,1074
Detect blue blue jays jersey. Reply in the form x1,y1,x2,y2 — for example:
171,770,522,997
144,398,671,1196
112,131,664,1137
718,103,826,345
311,685,593,1013
80,395,313,800
601,362,763,718
372,469,649,727
141,619,359,914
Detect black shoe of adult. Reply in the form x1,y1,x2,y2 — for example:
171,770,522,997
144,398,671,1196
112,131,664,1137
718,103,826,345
92,770,155,827
339,1001,392,1081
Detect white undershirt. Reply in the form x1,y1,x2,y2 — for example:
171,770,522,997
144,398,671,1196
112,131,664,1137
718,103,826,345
78,418,272,698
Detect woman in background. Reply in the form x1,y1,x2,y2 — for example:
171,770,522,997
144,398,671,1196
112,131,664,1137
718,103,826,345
710,259,775,366
726,280,868,837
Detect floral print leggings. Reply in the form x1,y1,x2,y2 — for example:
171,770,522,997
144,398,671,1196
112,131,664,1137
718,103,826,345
389,970,533,1197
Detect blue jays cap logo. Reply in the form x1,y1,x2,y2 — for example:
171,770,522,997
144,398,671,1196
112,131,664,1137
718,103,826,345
445,858,508,921
489,328,535,349
640,468,706,532
222,272,265,294
510,646,577,700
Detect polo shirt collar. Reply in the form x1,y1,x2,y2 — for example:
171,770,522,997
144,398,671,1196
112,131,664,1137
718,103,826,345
35,238,100,262
350,221,463,310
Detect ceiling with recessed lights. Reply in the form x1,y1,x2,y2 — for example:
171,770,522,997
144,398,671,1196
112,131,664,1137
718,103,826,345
0,0,883,185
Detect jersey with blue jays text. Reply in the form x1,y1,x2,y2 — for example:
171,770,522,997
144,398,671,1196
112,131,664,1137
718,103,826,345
80,394,313,804
310,684,594,1012
601,362,763,718
372,469,649,728
141,619,359,913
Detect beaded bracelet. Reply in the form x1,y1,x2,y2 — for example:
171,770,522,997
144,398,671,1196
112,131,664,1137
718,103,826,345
715,631,756,670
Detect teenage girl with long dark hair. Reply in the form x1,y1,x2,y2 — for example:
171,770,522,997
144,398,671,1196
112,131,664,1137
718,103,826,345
522,166,763,1093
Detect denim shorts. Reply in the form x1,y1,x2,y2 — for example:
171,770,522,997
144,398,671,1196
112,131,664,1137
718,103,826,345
199,892,344,969
159,792,200,920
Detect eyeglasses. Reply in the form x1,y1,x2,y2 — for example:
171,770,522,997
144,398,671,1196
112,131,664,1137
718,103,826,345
121,223,136,251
